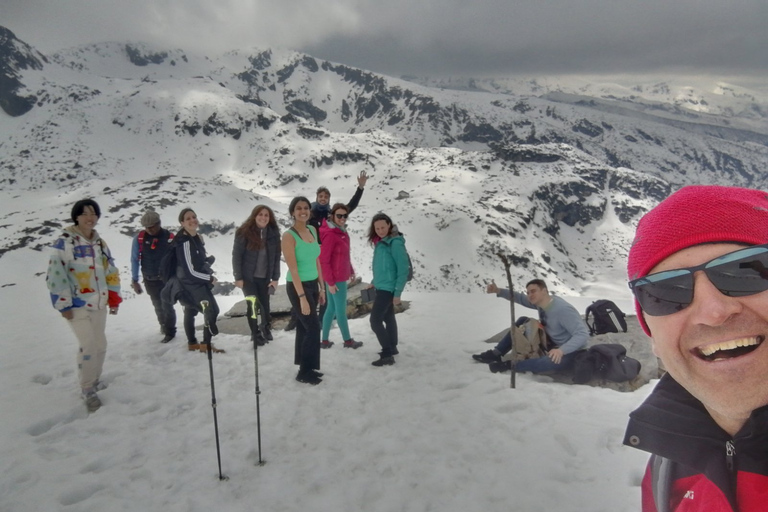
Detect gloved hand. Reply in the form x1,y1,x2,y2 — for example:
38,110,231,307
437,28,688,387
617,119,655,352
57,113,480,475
132,281,143,294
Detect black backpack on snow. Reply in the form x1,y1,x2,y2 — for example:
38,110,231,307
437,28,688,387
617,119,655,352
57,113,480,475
585,300,627,336
572,343,641,384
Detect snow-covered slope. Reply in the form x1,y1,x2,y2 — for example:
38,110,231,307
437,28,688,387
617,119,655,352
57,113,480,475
1,26,766,297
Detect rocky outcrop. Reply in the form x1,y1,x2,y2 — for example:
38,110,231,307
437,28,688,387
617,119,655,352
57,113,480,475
0,26,46,116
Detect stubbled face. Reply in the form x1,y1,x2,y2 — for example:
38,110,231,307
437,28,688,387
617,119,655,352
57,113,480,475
181,211,198,233
255,209,270,229
526,284,548,307
333,209,349,226
77,205,99,230
374,219,390,239
292,201,311,223
644,243,768,432
145,224,161,236
317,191,331,206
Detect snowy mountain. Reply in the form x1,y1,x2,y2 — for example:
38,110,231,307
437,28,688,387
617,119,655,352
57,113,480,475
2,25,767,297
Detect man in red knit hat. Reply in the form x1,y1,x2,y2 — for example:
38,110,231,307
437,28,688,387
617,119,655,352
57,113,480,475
623,185,768,511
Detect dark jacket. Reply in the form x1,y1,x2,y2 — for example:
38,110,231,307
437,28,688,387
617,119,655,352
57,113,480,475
131,228,174,281
624,374,768,511
231,225,281,282
174,232,213,287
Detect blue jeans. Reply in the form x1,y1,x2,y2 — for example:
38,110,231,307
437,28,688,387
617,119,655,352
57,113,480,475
516,351,580,374
496,331,580,374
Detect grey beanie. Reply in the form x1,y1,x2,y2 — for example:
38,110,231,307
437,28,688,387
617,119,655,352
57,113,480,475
140,210,161,227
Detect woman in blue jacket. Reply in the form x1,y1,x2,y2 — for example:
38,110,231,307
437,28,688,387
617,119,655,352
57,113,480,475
366,213,409,366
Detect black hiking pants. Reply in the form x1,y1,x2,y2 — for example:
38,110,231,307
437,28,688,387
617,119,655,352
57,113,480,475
370,289,398,356
286,280,321,373
144,278,177,335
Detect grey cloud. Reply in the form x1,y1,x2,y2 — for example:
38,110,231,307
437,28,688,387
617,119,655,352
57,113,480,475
3,0,767,77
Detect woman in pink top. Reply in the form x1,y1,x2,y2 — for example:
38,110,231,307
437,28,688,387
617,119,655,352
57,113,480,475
319,203,362,349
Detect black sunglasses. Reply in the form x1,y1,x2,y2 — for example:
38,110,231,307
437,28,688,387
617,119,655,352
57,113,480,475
334,213,348,219
628,244,768,317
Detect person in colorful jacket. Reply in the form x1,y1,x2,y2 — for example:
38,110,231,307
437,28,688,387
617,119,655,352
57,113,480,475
282,196,325,385
623,185,768,512
319,203,362,349
46,199,122,413
232,205,281,346
130,210,177,343
366,213,409,367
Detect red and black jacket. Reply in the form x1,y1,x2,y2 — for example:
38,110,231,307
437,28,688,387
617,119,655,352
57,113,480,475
624,374,768,511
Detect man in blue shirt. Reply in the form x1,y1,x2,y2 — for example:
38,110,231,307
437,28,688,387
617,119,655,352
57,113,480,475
473,279,589,373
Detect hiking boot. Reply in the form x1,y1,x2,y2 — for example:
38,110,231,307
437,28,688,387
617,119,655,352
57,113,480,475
161,333,175,343
321,340,335,349
284,316,297,331
82,390,101,413
188,342,201,351
372,355,395,366
262,326,273,341
343,339,363,349
311,370,324,378
253,331,267,347
296,372,322,385
93,380,108,391
198,343,226,354
489,361,512,373
473,350,501,364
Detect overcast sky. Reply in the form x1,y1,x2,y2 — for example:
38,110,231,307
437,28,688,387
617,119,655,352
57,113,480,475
4,0,767,78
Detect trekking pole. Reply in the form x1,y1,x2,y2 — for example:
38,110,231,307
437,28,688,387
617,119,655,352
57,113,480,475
201,300,228,480
245,295,266,466
496,253,517,389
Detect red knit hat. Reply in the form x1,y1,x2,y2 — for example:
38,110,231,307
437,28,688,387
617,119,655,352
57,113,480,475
627,185,768,335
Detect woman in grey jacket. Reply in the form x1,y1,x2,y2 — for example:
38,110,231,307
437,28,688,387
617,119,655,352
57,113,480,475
233,205,281,345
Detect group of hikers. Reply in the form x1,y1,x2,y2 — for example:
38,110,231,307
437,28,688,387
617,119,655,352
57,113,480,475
46,181,768,511
46,171,412,409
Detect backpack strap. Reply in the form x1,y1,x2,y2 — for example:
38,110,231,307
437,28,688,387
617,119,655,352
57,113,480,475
585,304,596,336
137,230,146,261
650,454,673,512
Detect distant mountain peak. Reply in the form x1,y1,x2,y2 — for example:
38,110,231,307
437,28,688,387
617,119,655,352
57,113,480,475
0,25,47,116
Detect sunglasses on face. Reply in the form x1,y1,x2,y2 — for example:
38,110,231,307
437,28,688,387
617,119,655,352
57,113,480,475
628,244,768,317
335,214,348,219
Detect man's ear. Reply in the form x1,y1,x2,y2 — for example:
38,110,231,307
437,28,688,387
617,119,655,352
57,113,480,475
649,337,660,357
642,311,659,356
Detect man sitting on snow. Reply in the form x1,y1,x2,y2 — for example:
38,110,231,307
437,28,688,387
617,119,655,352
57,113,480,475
472,279,588,373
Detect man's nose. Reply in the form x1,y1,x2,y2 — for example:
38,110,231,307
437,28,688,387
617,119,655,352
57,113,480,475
687,271,743,326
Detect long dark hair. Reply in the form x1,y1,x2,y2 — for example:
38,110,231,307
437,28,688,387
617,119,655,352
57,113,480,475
289,196,311,218
367,213,393,245
236,205,278,250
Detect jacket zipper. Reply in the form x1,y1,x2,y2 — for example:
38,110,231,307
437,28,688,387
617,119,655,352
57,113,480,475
725,440,735,472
